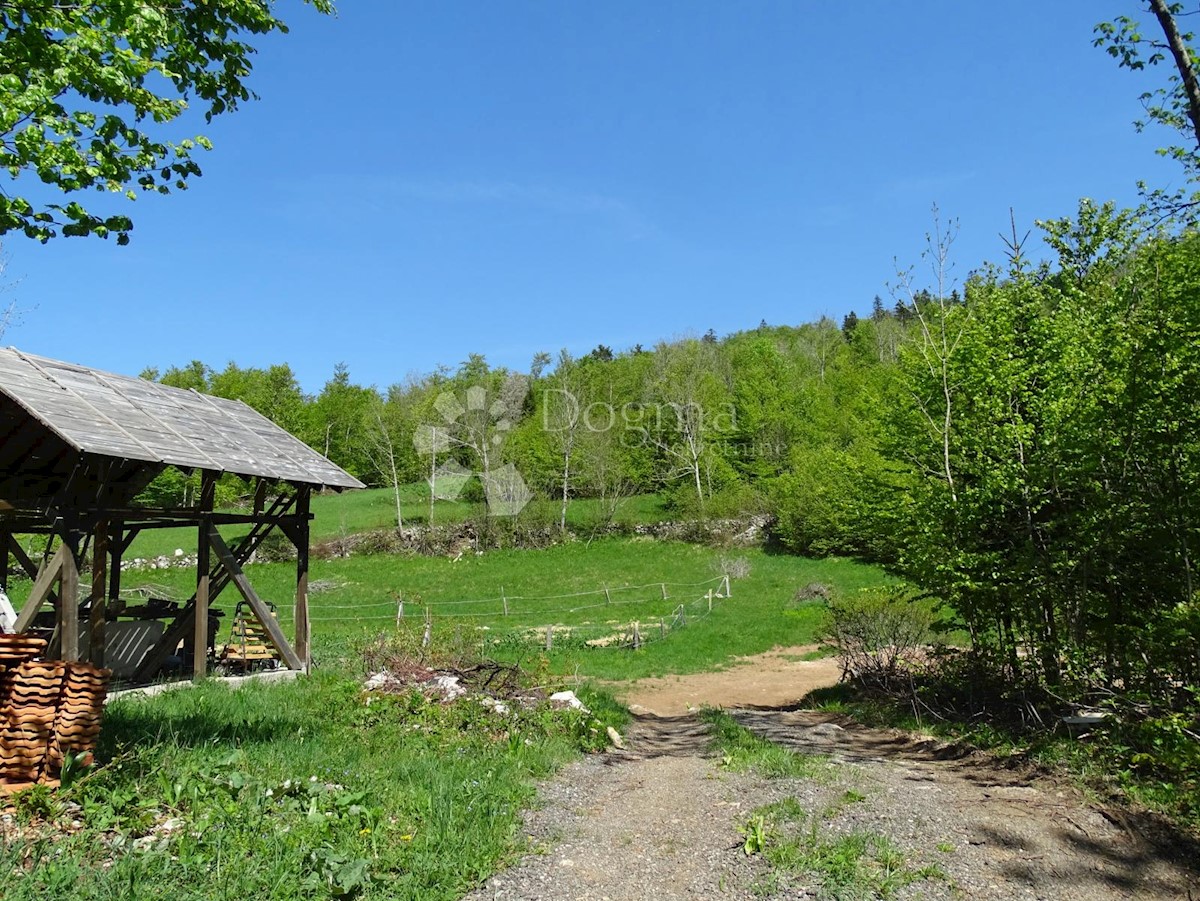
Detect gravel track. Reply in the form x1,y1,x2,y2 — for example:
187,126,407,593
466,706,1198,901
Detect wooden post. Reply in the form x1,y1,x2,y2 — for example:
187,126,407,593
661,583,668,600
422,609,432,649
396,592,404,627
723,575,731,598
89,520,109,666
194,472,216,681
294,486,311,672
632,621,641,650
60,534,81,661
501,586,508,617
604,585,611,605
707,590,713,613
0,529,9,593
108,521,125,617
678,603,686,627
194,527,210,681
545,624,553,651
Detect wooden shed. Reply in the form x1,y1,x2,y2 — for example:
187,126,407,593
0,348,363,682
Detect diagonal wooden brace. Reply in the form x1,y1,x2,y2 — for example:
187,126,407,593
207,527,303,671
14,544,66,633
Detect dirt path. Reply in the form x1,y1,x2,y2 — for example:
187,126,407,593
467,651,1199,901
609,645,844,716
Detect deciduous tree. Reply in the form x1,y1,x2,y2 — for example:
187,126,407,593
0,0,332,243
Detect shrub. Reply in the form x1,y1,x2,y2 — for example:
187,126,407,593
794,582,831,603
822,587,936,688
717,555,752,580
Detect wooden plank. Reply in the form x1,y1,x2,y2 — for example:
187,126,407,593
60,541,80,661
130,603,196,684
0,528,8,593
294,487,311,672
109,520,125,616
194,520,210,681
208,528,302,671
89,520,108,665
193,473,215,681
14,544,65,632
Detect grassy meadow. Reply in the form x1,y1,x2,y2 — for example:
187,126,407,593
0,488,895,898
0,671,620,900
94,535,891,683
115,487,673,561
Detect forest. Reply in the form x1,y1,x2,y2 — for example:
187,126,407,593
141,199,1200,736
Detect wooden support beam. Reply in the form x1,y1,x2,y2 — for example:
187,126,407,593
109,520,124,617
208,528,303,671
89,520,108,666
294,486,311,672
0,527,8,593
119,526,141,555
194,522,210,681
200,471,217,513
14,544,66,632
130,492,299,683
60,538,80,661
7,534,57,605
193,472,215,681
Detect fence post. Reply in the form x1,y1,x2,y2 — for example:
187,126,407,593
723,574,731,598
396,591,404,627
661,583,668,600
422,608,432,648
502,586,508,617
545,625,553,651
632,621,641,650
604,585,611,605
678,603,686,626
707,589,713,612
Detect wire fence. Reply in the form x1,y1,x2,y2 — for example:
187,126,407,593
268,574,732,651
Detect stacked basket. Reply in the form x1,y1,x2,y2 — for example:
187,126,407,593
0,635,110,792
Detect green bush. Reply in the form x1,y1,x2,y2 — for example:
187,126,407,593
822,587,937,688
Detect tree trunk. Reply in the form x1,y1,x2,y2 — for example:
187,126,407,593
560,451,571,534
1150,0,1200,152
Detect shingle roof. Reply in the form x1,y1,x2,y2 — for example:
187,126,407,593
0,348,364,490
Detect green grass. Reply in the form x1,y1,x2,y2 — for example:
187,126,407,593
707,711,944,899
753,817,944,901
0,488,896,897
0,659,626,900
108,487,673,561
52,538,891,683
703,708,829,779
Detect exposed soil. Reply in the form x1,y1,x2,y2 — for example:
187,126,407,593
609,644,844,716
466,648,1200,901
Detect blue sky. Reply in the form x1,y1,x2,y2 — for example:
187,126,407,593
0,1,1183,392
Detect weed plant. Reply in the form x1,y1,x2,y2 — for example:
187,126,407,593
0,652,625,900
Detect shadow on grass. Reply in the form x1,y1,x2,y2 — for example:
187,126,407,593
96,704,312,757
95,681,327,758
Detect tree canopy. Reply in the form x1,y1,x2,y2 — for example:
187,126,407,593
0,0,332,243
1095,1,1200,218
